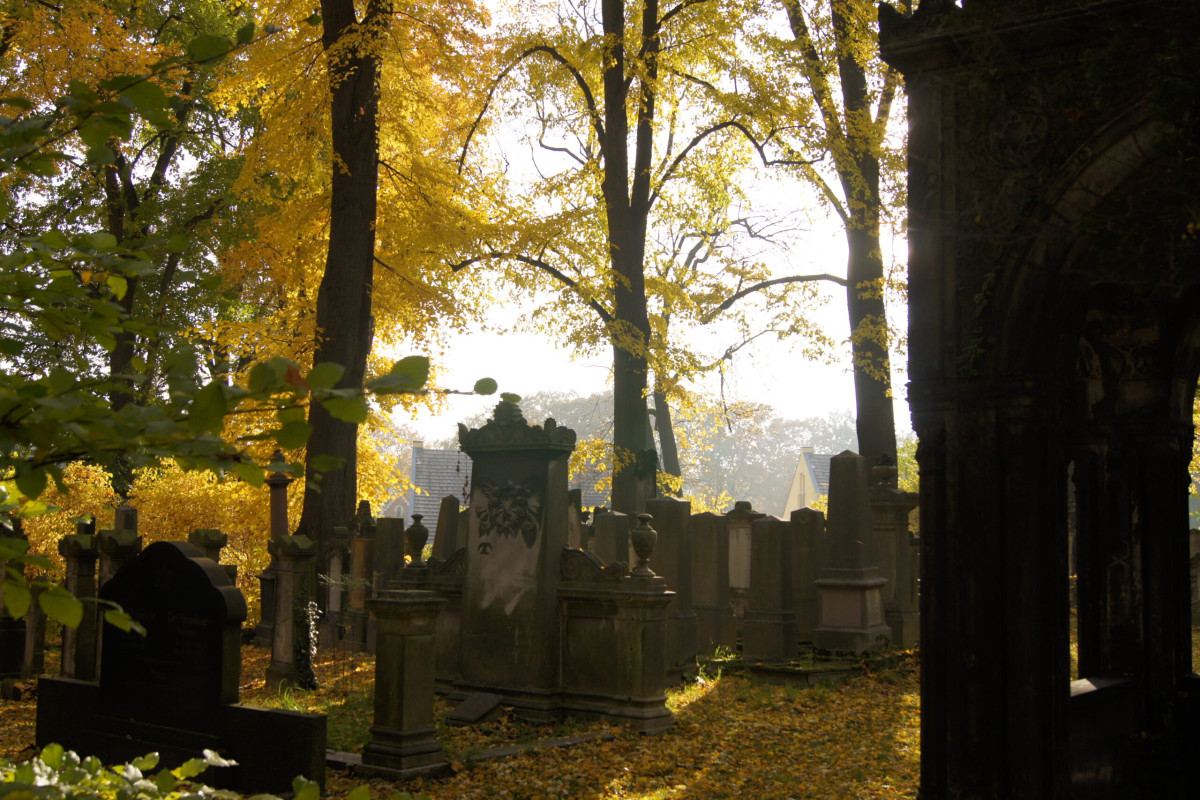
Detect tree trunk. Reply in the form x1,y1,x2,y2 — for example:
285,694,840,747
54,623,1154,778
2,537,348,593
845,224,897,476
653,386,682,495
294,0,383,554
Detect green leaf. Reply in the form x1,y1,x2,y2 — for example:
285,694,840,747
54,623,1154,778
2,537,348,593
274,421,312,450
391,356,430,389
154,769,178,793
500,392,522,404
39,585,83,629
189,381,228,435
186,34,231,63
39,230,70,249
0,536,30,559
304,13,322,25
347,785,372,800
321,394,368,424
306,362,345,391
172,758,208,780
203,749,237,767
16,468,48,500
107,275,128,299
293,775,320,800
473,377,498,395
2,580,31,619
40,743,63,770
236,21,256,46
131,753,159,771
120,81,173,128
103,608,145,635
90,231,118,251
309,454,342,473
232,461,264,487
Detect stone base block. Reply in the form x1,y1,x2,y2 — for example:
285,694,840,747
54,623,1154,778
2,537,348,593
813,622,894,654
361,725,449,779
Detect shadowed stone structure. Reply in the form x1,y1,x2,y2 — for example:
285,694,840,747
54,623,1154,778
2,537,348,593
881,1,1200,795
38,542,325,793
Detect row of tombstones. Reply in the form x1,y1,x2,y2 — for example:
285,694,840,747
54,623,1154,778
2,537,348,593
396,454,920,669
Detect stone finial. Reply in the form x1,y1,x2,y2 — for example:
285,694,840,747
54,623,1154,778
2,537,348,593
406,515,429,566
351,500,376,539
631,514,658,578
457,399,576,454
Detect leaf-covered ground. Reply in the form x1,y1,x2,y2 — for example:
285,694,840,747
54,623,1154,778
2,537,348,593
0,645,920,799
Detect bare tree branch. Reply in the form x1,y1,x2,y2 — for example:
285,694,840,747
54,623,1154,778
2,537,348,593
457,45,602,174
448,251,614,324
701,272,847,322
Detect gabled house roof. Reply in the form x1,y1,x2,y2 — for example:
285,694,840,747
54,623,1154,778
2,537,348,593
780,447,835,518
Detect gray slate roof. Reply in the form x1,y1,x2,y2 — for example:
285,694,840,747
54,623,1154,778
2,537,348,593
804,452,833,496
408,446,472,529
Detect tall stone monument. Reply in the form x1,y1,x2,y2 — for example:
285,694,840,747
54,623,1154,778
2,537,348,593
813,451,891,654
456,399,575,719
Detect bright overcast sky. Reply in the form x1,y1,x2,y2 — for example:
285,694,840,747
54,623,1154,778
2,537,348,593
396,214,912,445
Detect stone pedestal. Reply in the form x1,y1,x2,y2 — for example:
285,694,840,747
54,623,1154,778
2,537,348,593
361,591,448,778
266,536,318,690
690,513,736,653
58,533,99,680
813,452,891,654
558,566,675,733
742,516,797,661
646,497,697,678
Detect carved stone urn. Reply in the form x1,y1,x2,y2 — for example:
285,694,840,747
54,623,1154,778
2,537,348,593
631,513,658,578
405,514,428,566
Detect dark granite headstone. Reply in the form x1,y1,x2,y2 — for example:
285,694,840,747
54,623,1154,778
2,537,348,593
37,541,326,793
99,541,243,731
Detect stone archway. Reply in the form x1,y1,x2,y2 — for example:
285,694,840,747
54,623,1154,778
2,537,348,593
880,2,1200,797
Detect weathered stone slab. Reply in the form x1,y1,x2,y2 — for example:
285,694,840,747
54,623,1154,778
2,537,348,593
446,692,505,725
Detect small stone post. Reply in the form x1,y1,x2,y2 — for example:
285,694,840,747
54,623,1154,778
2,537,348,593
58,531,99,680
813,451,892,654
360,591,449,778
266,535,318,690
256,453,293,647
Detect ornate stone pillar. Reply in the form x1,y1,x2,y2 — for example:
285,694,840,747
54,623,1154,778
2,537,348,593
58,532,99,680
266,535,318,690
360,591,448,778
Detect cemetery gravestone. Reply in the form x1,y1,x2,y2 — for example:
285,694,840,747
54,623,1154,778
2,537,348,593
456,400,575,719
37,541,326,793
